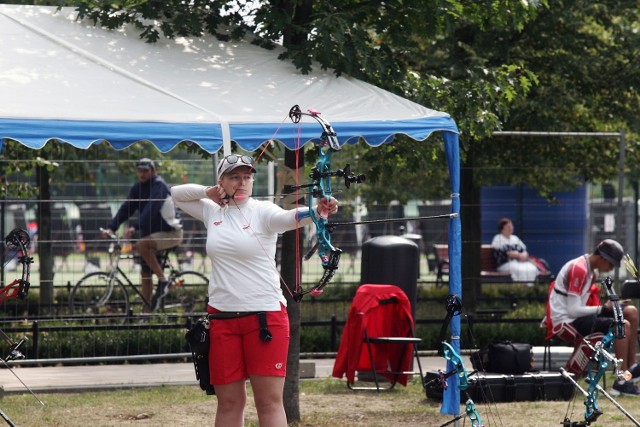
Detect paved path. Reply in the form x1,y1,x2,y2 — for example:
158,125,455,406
0,357,454,395
0,346,571,395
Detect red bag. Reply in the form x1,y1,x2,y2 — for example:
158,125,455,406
586,284,602,307
564,333,605,378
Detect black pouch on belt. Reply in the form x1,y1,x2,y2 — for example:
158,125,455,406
185,318,215,395
257,312,273,343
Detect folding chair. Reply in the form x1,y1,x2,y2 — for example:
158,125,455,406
333,284,424,391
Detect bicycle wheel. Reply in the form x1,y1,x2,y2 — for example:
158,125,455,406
161,271,209,313
70,272,130,316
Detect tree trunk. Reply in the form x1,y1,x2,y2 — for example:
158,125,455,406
281,149,304,423
460,156,481,314
36,164,55,312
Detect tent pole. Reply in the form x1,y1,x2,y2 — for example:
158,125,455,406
633,181,639,264
0,196,4,287
616,132,625,283
213,153,220,182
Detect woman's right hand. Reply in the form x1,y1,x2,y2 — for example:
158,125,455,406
206,185,229,207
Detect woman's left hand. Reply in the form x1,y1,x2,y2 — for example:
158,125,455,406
318,197,339,216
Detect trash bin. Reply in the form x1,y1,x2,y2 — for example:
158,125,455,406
401,233,423,278
360,235,419,316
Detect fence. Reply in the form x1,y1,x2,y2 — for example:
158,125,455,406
0,287,550,364
2,311,545,365
0,140,631,363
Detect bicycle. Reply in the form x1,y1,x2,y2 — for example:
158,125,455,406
69,229,209,316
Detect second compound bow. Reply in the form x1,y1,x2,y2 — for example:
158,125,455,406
560,276,640,426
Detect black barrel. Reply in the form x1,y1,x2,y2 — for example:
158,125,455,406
360,235,419,316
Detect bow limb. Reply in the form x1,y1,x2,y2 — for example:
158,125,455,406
442,341,470,391
465,400,483,427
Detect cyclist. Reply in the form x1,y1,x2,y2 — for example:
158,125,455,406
102,158,183,311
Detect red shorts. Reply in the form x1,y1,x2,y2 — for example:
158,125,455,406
207,304,290,385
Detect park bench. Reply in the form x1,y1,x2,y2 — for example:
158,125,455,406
433,243,553,285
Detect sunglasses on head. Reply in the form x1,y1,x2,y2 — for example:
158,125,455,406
219,155,254,173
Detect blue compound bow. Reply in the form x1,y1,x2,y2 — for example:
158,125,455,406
425,294,485,427
288,105,365,302
441,341,483,427
560,276,640,426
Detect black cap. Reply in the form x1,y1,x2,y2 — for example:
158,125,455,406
595,239,624,267
136,158,156,170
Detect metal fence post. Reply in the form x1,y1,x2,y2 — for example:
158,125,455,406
330,315,337,352
32,320,39,359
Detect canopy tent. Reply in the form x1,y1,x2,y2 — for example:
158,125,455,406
0,4,458,153
0,4,462,415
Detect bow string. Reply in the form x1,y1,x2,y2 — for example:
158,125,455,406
288,105,365,302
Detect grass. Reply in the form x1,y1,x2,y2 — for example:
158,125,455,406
3,377,640,426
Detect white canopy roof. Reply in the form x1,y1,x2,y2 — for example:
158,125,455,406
0,4,458,153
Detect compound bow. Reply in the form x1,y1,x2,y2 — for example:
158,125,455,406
0,228,43,426
560,276,640,426
288,105,365,302
0,228,32,304
425,294,485,427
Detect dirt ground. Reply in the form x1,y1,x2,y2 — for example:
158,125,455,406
3,381,640,426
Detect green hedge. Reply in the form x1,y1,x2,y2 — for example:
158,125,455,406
3,283,551,358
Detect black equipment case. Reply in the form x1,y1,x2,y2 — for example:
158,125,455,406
425,371,575,403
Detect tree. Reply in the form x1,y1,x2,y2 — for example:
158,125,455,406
439,1,640,306
338,0,640,307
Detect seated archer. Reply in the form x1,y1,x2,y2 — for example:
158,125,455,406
547,239,640,396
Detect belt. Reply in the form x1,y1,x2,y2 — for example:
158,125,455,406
207,311,273,343
207,311,263,319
